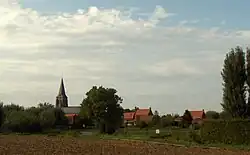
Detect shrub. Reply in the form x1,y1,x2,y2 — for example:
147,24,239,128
39,109,56,130
2,105,68,133
150,132,172,139
139,121,148,129
189,130,203,144
53,108,68,126
161,115,173,127
182,110,193,126
200,119,250,144
3,110,41,133
192,123,201,130
0,103,4,128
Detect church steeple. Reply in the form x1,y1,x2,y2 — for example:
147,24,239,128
58,78,66,96
56,78,68,108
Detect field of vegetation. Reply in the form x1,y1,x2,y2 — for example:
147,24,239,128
0,135,249,155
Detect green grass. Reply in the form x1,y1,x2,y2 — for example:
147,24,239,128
74,127,250,151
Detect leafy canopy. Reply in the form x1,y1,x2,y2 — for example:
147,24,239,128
80,86,123,133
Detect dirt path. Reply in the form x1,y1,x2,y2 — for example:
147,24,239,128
0,135,249,155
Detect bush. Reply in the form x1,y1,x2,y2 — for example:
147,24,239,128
182,110,193,126
192,123,201,130
139,121,148,129
189,130,203,144
2,110,41,133
150,133,172,139
1,105,68,133
161,115,173,127
39,109,56,129
0,103,4,128
53,108,68,126
200,119,250,144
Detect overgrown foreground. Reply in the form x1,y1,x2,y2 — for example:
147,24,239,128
0,135,249,155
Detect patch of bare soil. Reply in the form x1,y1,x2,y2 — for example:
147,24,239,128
0,135,249,155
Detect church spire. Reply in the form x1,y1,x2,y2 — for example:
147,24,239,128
58,78,66,96
56,78,68,108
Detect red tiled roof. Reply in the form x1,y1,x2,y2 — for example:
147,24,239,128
135,109,151,116
190,110,205,119
65,114,78,117
124,112,135,121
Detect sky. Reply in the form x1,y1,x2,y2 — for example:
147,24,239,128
0,0,250,115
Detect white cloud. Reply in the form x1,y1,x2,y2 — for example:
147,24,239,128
143,59,203,77
0,1,250,114
178,19,199,26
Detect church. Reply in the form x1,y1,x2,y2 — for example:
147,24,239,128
55,78,81,124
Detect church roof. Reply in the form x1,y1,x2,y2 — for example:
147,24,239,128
58,78,67,96
61,106,81,114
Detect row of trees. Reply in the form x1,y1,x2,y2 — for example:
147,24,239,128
0,103,68,133
0,86,125,134
149,110,228,129
221,46,250,118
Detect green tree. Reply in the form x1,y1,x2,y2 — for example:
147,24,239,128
246,48,250,116
219,111,232,120
182,110,193,127
205,111,220,119
80,86,123,134
173,114,180,118
3,110,41,133
53,108,68,126
38,102,54,109
3,104,24,117
39,108,56,129
221,47,247,118
152,110,161,127
0,102,4,128
161,114,173,127
79,106,93,128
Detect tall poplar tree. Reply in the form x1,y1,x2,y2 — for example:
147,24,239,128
221,46,247,118
246,48,250,116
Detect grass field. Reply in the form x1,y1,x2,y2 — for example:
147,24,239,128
79,127,250,150
0,135,250,155
60,127,250,151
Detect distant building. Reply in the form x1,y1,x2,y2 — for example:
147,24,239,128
123,107,153,126
189,109,206,124
55,78,81,125
173,109,206,125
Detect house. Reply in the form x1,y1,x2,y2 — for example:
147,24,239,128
56,78,81,125
123,107,153,126
124,112,136,126
135,108,153,124
189,109,206,124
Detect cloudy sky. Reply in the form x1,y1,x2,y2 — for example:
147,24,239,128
0,0,250,114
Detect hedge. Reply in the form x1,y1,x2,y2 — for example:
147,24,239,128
0,106,69,133
200,119,250,144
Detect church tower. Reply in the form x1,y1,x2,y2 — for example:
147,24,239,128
56,78,68,108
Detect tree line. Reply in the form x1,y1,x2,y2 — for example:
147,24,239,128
0,86,125,134
0,103,68,133
142,110,227,129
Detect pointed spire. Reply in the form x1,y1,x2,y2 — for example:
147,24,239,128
58,78,66,96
